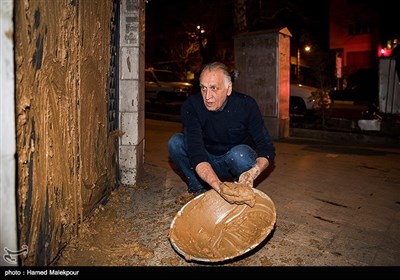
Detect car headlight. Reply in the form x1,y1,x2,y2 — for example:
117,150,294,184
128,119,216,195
175,87,191,93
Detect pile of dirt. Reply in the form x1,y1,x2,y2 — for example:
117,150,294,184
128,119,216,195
52,186,155,266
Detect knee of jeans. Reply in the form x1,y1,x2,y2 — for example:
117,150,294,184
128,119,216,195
189,185,207,194
168,133,184,153
227,145,256,172
229,145,256,160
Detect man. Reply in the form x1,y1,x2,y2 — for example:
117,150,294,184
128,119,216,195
168,61,276,205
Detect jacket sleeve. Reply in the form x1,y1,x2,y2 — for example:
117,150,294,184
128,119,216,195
180,97,209,167
246,97,276,161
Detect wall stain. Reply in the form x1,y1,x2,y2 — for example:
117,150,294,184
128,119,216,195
127,55,131,72
32,34,43,69
33,8,40,29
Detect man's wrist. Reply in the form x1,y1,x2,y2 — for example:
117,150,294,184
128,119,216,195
216,181,224,193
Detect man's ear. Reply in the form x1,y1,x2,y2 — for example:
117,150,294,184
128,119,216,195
227,82,233,96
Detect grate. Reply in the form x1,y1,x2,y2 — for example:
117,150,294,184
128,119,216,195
108,0,120,133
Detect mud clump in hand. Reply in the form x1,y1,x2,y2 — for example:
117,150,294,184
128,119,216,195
219,182,256,207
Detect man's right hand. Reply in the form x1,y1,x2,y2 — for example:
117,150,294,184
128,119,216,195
219,182,256,207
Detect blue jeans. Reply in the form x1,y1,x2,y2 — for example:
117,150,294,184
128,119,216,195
167,133,257,193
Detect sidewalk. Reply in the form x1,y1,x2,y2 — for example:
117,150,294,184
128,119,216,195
54,118,400,267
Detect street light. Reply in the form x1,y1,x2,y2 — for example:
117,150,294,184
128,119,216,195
296,45,311,83
196,25,206,48
197,25,205,34
196,25,207,62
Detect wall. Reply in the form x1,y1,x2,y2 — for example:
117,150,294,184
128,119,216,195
234,28,291,139
118,0,145,186
0,0,18,267
379,58,400,114
329,0,379,75
14,0,119,265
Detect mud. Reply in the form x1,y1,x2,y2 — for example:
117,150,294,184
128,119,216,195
14,0,116,265
169,189,276,262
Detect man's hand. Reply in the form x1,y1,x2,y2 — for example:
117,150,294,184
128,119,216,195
219,182,256,207
238,165,261,187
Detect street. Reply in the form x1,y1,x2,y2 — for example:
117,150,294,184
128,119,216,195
54,118,400,267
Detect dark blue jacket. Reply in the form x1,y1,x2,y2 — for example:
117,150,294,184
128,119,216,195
181,91,276,167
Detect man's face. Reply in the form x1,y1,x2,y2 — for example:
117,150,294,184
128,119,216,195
199,69,232,111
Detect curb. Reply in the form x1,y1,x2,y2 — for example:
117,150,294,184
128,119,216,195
289,128,399,148
145,112,399,149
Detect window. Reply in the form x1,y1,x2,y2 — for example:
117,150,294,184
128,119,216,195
348,20,374,35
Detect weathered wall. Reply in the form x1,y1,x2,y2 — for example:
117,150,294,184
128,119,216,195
14,0,117,265
234,28,291,139
118,0,146,186
379,58,400,114
0,0,18,266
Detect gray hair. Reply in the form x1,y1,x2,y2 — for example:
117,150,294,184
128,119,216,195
200,62,239,87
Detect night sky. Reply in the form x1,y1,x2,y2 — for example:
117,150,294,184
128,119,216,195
145,0,330,64
144,0,397,66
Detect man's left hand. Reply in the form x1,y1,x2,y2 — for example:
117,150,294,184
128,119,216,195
238,165,261,187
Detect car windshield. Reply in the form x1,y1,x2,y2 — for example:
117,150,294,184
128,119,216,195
153,70,180,82
145,71,156,82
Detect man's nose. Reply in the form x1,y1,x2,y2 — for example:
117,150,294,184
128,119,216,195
204,89,213,99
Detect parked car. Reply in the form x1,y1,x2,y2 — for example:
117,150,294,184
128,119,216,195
145,68,193,105
290,83,318,115
329,68,378,105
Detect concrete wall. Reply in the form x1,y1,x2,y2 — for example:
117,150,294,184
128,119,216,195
118,0,146,186
234,28,291,139
379,58,400,114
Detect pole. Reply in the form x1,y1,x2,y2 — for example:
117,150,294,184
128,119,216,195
297,48,300,83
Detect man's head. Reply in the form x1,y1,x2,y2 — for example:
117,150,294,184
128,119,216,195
199,62,233,111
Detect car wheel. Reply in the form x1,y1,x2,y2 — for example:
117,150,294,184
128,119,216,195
157,94,167,106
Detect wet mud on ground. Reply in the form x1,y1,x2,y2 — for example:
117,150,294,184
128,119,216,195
52,164,187,266
53,119,400,267
53,162,275,266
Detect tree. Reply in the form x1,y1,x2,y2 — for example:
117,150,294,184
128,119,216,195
233,0,248,34
298,29,336,129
